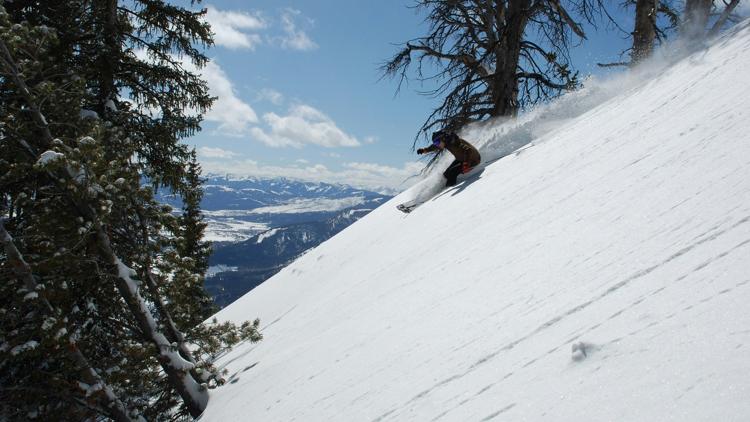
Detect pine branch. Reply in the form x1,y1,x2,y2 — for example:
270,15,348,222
0,35,208,418
1,220,137,422
131,202,217,384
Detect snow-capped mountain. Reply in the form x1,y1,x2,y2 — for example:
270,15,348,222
187,178,391,307
199,176,394,211
159,177,391,242
206,207,371,308
158,177,391,306
200,21,750,422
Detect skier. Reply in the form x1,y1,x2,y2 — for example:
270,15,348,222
417,130,481,187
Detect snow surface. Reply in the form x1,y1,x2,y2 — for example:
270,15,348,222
201,22,750,421
201,217,269,243
206,265,239,278
256,228,281,244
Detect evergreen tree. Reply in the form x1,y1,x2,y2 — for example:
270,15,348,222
0,2,262,420
170,150,215,330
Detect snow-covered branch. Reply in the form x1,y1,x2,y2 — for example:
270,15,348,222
0,34,208,417
1,220,137,422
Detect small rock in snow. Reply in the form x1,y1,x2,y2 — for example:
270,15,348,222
571,341,592,362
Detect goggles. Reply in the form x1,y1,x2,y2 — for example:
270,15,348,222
431,132,443,146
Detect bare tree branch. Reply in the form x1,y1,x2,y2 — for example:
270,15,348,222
548,0,588,38
708,0,741,36
382,0,595,141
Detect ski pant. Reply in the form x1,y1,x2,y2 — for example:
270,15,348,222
443,159,478,187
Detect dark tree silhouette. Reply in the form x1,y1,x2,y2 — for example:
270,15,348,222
382,0,600,139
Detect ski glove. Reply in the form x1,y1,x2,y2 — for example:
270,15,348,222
417,148,426,155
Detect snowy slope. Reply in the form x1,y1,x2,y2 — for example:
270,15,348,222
201,22,750,422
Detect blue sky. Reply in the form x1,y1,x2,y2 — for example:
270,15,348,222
185,1,644,190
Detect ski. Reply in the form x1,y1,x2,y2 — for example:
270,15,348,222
396,203,420,213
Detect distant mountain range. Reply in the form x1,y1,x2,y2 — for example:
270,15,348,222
159,176,393,307
206,207,373,308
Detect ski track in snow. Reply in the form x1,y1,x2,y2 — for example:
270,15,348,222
201,21,750,422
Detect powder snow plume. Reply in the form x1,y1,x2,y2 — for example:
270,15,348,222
403,27,705,206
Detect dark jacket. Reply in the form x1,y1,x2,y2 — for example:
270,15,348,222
424,137,481,166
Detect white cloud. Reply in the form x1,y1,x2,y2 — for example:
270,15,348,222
203,6,318,52
342,162,425,187
279,8,318,51
199,158,423,191
132,49,257,136
251,104,360,148
198,147,238,158
205,6,266,50
256,88,284,105
200,60,258,135
343,162,405,174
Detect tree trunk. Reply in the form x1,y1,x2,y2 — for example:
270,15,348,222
133,206,210,383
708,0,741,37
682,0,713,40
144,267,210,383
632,0,660,63
493,0,529,116
96,0,119,114
98,230,209,417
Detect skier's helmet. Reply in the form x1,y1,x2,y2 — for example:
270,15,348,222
432,130,448,146
432,130,455,146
